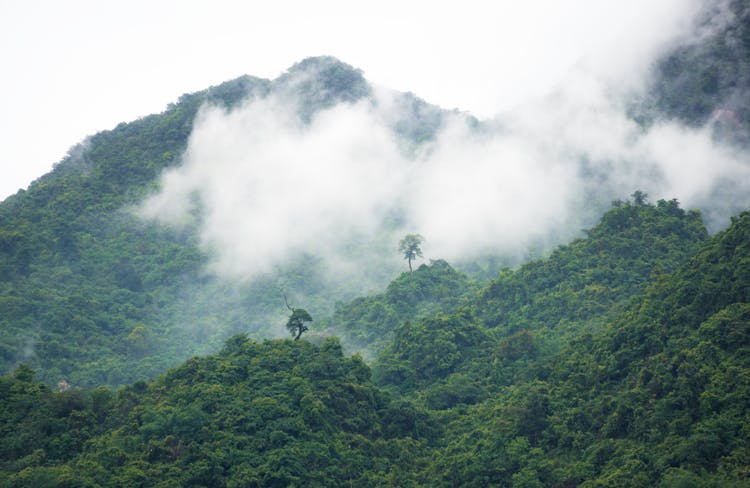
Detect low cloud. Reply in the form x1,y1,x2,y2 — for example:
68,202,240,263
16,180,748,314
140,94,409,282
139,73,749,288
138,1,750,290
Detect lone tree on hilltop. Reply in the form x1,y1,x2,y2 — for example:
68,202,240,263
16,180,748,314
284,295,313,341
399,234,424,273
632,190,648,205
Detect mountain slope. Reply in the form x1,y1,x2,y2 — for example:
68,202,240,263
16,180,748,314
477,196,708,335
0,57,450,387
0,338,436,487
323,259,477,355
649,0,750,134
0,7,749,482
426,209,750,487
1,208,747,487
371,197,708,395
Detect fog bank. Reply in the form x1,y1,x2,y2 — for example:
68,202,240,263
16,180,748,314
139,0,749,290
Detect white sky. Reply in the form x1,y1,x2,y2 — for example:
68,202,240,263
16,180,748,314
0,0,703,201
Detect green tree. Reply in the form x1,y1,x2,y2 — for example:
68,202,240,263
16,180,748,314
398,234,424,273
284,296,312,341
632,190,648,205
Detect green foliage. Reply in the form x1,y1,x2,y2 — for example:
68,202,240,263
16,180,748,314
399,234,425,273
1,202,749,486
1,24,750,484
285,307,313,340
648,0,750,135
0,60,443,387
375,309,493,390
423,209,750,486
324,259,476,353
478,197,707,338
0,337,436,486
275,56,371,122
0,74,273,387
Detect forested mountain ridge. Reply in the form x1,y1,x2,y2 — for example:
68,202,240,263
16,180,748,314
330,197,708,385
648,0,750,132
419,209,750,486
370,197,709,395
0,73,268,386
0,57,449,387
0,208,748,486
476,196,708,333
323,259,478,355
2,1,749,386
0,2,749,485
0,338,436,486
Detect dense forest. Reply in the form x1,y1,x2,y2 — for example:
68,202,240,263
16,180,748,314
1,198,748,486
1,1,749,486
0,55,455,388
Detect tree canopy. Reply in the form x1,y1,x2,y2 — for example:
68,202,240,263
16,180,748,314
2,200,750,487
398,234,424,273
286,307,313,340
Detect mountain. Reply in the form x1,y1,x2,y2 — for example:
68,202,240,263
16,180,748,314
0,338,435,486
372,196,709,395
322,259,478,356
648,0,750,132
1,205,748,486
0,3,749,485
420,209,750,486
3,5,748,385
0,73,265,386
0,57,453,387
329,196,708,385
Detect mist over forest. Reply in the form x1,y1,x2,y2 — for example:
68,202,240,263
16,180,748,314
1,0,750,486
139,2,750,291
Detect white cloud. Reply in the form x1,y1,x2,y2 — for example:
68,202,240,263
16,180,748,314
139,52,750,286
0,0,714,201
140,94,410,280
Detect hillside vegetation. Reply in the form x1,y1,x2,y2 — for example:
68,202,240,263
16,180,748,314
1,206,748,486
0,57,449,387
1,4,749,485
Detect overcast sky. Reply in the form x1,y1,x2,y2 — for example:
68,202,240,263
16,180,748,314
0,0,704,201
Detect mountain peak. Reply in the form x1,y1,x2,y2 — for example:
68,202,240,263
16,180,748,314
273,56,371,115
283,55,360,74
